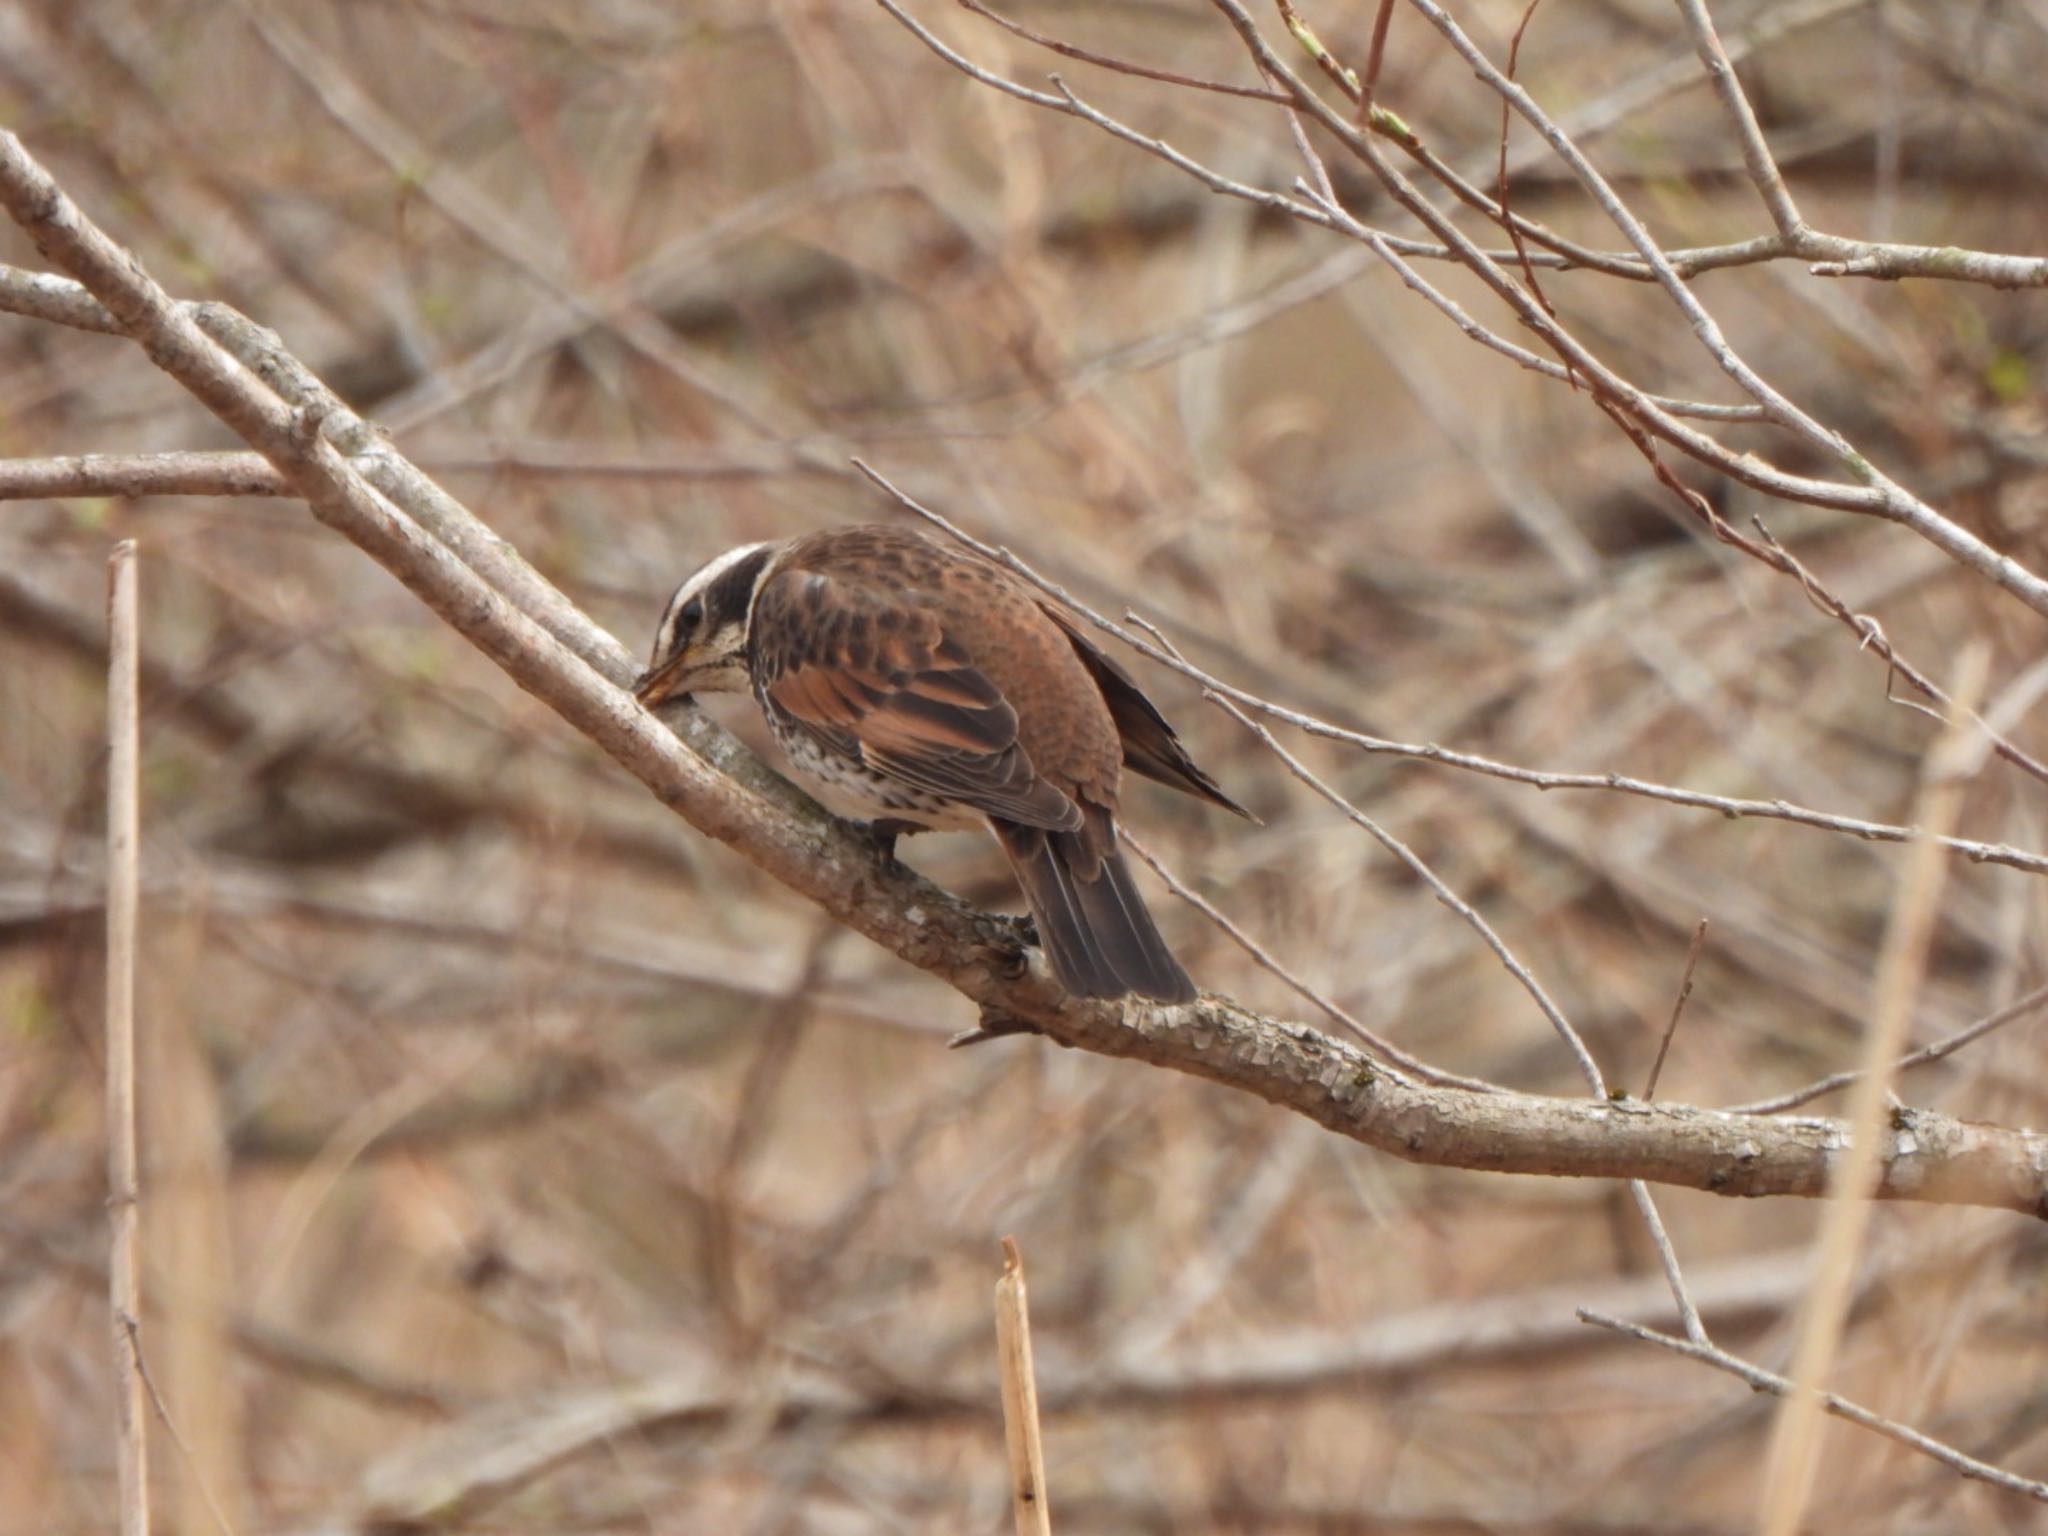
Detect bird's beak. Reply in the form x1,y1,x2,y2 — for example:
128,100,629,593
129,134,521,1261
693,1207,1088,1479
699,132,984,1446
634,654,693,709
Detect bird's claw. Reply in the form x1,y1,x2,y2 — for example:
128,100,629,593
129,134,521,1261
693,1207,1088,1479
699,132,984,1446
965,909,1041,987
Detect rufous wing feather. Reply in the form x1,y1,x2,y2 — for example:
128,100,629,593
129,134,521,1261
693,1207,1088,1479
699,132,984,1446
752,567,1081,831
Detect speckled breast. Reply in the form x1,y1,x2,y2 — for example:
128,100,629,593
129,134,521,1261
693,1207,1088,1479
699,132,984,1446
759,695,982,831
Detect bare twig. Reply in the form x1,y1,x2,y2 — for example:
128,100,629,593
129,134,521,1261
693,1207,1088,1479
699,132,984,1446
1749,517,2048,786
1390,0,1878,454
1644,920,1709,1102
1494,0,1555,317
1122,829,1502,1092
1734,980,2048,1116
0,450,285,500
1580,1310,2048,1503
957,0,1287,103
1591,375,2048,789
1358,0,1396,120
1230,0,2048,616
124,1314,240,1536
1674,0,1806,238
105,539,149,1536
854,459,2048,877
1173,625,1609,1091
881,0,2048,620
1804,245,2048,286
1129,612,1705,1339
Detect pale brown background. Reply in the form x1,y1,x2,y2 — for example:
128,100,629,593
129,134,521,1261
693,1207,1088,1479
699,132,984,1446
2,1,2046,1531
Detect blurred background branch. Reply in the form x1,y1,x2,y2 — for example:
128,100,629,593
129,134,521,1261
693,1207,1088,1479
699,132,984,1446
2,0,2046,1529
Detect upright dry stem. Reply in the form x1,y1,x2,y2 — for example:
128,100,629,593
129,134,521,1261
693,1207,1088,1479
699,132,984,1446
995,1237,1052,1536
1757,646,1990,1533
105,539,149,1536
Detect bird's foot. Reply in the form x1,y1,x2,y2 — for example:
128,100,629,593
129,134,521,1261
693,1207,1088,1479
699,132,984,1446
991,910,1039,949
964,909,1043,994
972,910,1039,975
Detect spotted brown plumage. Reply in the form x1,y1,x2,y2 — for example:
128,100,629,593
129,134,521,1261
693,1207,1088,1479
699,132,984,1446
635,524,1251,1003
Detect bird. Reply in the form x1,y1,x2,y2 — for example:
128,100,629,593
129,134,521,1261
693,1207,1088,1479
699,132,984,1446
634,523,1251,1003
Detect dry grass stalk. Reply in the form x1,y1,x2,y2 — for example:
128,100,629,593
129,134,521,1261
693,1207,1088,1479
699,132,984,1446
994,1236,1052,1536
1757,644,1993,1534
104,538,149,1536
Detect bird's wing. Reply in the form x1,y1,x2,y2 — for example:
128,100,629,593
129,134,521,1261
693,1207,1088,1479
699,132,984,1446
1039,605,1256,821
751,566,1082,831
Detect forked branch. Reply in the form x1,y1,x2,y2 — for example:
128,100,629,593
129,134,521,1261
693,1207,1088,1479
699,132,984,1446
0,129,2044,1221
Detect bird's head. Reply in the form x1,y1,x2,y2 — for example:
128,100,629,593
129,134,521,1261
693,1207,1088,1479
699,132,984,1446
634,541,777,707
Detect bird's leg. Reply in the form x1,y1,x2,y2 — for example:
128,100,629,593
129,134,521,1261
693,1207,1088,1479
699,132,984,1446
859,816,925,864
853,816,1043,979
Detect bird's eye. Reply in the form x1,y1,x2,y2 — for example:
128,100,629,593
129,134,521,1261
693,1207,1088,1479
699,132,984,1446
678,597,704,632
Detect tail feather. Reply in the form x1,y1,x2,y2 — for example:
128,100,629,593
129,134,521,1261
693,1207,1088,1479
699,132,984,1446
994,820,1196,1003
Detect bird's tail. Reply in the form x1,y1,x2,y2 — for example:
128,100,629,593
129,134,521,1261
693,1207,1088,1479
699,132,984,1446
993,816,1195,1003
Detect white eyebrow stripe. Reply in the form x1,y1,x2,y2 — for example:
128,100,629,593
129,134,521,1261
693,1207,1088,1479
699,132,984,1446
653,542,773,658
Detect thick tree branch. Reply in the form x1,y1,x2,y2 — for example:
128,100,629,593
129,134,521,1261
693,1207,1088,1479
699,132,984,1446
3,128,2045,1219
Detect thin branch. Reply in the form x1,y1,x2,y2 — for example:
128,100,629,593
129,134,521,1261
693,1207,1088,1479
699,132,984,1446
1392,0,1875,454
1122,829,1503,1092
1132,619,1704,1341
411,442,835,483
854,460,2048,878
0,450,285,500
1029,245,1765,418
888,0,2048,625
946,0,2043,298
1749,518,2048,786
1674,0,1807,238
954,0,1826,292
1580,1310,2048,1503
1155,620,1610,1095
6,130,2048,1218
1225,0,2048,617
957,0,1288,103
125,1315,241,1536
1266,0,1713,286
1358,0,1396,120
1644,920,1709,1101
1582,386,2048,785
1495,0,1556,317
1733,980,2048,1116
1805,245,2048,287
